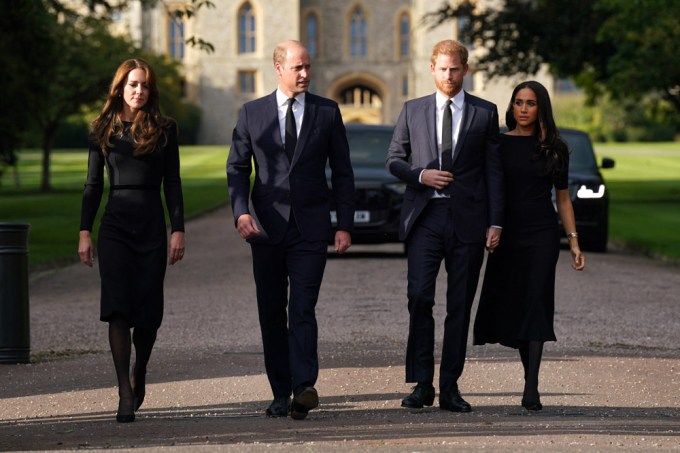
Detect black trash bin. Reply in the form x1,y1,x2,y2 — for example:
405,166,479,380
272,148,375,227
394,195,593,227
0,223,30,364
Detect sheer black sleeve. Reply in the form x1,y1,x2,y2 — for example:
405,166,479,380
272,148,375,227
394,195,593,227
163,121,185,233
79,142,105,231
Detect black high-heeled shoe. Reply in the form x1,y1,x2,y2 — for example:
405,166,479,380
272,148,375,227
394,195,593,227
116,396,136,423
131,367,146,411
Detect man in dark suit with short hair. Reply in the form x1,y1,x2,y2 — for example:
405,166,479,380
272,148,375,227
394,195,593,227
227,40,355,420
387,39,504,413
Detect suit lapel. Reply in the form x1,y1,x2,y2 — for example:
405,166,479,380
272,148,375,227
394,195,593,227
291,93,316,167
453,96,476,165
425,94,438,163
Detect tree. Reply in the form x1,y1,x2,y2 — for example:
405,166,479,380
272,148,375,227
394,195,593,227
2,0,211,191
49,0,216,52
0,1,55,184
32,12,135,191
426,0,680,114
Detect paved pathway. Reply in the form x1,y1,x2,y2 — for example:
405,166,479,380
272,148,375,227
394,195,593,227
1,206,679,451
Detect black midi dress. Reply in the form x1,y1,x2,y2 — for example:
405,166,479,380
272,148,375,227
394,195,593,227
80,122,184,331
473,134,568,348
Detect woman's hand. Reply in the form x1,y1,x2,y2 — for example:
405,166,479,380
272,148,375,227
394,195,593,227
571,246,585,271
78,231,95,267
169,231,186,265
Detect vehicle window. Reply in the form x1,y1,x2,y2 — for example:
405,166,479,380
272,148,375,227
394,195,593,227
561,131,598,171
346,129,393,165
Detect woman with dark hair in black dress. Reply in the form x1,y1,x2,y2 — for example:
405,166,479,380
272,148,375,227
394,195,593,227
473,80,585,411
78,58,185,423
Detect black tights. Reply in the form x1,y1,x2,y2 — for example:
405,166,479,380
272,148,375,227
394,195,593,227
108,315,157,414
518,340,543,403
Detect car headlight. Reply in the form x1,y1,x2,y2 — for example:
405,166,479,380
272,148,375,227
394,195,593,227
577,184,605,199
385,182,407,195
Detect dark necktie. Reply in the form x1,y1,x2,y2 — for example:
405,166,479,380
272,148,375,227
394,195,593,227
441,99,453,172
285,98,297,163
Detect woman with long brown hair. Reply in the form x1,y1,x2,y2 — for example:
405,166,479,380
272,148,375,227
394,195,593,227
78,58,185,423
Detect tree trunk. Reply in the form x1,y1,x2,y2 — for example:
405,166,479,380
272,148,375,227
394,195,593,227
40,122,57,192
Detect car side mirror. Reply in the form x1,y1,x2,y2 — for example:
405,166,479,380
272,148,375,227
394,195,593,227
601,157,615,169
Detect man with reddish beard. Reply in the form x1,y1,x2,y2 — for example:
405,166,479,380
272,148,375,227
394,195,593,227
386,39,504,413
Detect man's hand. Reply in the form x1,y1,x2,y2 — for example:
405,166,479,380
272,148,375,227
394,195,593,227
334,230,351,254
486,226,502,253
421,169,454,190
236,214,261,239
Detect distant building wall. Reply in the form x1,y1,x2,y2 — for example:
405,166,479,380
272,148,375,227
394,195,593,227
126,0,553,144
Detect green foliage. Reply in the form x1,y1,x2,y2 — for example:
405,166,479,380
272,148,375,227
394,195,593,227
554,93,679,142
2,1,138,191
52,116,92,149
3,0,209,192
427,0,680,118
597,0,680,112
0,1,55,172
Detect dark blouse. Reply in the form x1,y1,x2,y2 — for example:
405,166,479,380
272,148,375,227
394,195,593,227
500,134,568,232
80,121,184,233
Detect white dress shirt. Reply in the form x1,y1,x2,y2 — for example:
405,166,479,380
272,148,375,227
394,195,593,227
276,89,305,145
423,89,465,198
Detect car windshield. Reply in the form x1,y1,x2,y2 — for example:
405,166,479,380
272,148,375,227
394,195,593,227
560,131,598,172
346,128,393,165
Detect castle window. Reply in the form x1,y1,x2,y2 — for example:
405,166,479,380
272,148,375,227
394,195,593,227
238,2,256,54
349,6,367,57
169,18,184,59
305,13,319,58
399,12,410,58
239,70,256,94
457,16,473,49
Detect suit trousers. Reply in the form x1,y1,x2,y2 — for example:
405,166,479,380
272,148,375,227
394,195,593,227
405,199,485,392
250,216,328,398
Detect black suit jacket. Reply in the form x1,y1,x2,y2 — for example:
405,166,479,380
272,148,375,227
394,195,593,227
386,92,504,242
228,91,355,244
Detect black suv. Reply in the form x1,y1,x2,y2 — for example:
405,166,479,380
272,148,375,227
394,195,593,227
328,124,403,245
558,128,615,252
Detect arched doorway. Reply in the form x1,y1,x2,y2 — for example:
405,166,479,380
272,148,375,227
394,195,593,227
328,74,387,124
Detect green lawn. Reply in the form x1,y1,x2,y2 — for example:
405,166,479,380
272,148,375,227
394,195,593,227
2,141,679,270
594,142,680,261
0,146,229,270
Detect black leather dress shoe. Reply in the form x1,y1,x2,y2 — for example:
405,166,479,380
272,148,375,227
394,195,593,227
265,396,290,417
290,387,319,420
439,389,472,412
401,383,435,409
521,398,543,411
